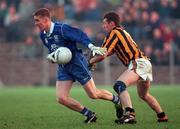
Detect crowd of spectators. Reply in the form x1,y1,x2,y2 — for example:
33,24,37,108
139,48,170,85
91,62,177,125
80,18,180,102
65,0,180,65
0,0,180,65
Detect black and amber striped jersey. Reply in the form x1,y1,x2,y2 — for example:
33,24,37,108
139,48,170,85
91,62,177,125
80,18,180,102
102,26,148,66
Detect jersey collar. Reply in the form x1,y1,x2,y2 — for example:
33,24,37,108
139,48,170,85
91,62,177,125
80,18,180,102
44,22,55,37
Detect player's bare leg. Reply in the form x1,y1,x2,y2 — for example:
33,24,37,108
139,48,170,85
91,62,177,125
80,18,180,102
56,80,84,112
56,80,96,123
82,77,122,123
84,78,122,122
117,70,139,108
84,78,120,106
137,81,168,122
114,70,139,124
83,78,113,100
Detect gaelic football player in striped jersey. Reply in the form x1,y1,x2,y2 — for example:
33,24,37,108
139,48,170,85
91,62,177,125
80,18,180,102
90,12,168,124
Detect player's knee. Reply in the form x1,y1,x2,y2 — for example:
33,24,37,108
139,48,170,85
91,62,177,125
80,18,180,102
88,92,98,99
139,93,148,101
113,81,126,94
89,94,98,99
57,96,68,105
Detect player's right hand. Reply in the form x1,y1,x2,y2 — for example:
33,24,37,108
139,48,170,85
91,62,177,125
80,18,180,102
92,47,107,56
46,52,57,63
88,43,107,56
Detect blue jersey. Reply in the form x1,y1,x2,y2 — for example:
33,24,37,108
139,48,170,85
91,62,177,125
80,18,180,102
39,21,92,85
40,21,92,53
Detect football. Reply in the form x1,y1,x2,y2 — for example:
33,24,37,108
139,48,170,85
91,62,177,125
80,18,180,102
54,47,72,64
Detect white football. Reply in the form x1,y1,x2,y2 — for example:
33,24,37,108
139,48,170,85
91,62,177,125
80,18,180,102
54,47,72,64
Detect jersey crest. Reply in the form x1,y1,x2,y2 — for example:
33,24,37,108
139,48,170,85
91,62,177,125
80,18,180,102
54,35,59,42
51,44,59,51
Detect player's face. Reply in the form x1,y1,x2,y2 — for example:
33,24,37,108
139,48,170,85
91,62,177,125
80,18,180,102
34,16,47,31
102,18,113,32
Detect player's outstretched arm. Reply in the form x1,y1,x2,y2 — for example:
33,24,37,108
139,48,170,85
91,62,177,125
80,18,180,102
89,48,110,70
88,55,104,71
89,55,105,64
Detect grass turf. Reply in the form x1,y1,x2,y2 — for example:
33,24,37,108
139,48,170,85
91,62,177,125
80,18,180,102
0,86,179,129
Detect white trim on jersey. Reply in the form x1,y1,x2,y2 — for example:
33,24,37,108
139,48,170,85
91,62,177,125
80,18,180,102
43,22,55,37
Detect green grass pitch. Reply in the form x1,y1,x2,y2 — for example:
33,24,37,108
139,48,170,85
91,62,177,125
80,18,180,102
0,86,180,129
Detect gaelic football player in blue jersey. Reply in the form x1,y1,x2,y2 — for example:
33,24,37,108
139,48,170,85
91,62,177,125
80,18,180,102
33,8,121,123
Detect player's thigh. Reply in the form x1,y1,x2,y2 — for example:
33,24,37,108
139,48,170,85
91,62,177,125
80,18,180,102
56,80,73,98
83,78,97,97
117,69,140,86
136,81,150,97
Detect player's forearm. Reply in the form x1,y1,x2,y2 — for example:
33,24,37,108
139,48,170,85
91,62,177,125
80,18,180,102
89,55,105,64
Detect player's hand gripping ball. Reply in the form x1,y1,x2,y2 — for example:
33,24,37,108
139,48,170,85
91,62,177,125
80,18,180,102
54,47,72,64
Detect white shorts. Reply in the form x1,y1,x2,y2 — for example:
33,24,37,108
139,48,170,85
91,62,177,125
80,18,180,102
128,58,153,81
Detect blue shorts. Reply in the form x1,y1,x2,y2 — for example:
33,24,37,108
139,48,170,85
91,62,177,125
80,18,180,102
56,52,92,85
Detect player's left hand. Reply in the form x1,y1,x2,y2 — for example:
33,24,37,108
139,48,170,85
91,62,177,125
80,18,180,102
46,52,57,63
88,63,96,71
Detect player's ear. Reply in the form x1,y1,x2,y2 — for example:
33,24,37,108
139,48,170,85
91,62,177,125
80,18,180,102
110,21,115,27
44,17,49,23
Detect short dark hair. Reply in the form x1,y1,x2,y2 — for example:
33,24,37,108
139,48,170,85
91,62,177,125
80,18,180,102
33,8,50,18
103,12,120,26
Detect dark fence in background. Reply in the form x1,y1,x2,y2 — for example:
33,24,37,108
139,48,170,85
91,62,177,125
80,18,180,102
0,43,179,86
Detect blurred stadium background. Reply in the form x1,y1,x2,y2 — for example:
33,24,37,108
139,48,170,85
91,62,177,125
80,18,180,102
0,0,180,86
